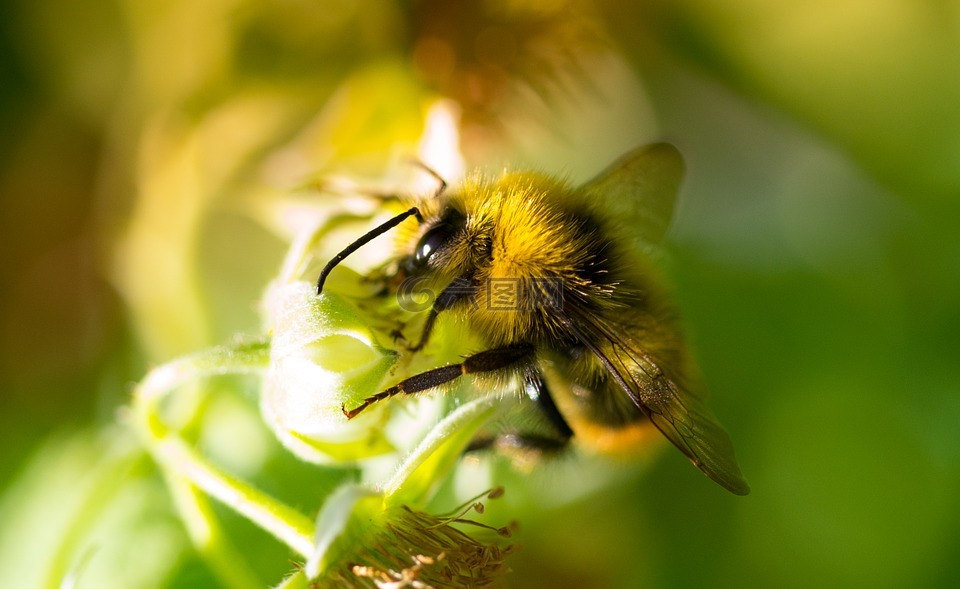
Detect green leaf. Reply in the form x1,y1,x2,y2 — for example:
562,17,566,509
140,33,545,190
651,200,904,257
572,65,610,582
384,394,503,507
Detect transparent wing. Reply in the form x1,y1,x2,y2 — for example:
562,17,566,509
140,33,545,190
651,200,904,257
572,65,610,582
561,306,750,495
578,142,684,248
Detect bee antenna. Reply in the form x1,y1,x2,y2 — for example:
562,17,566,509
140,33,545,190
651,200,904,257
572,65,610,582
404,158,448,199
316,206,422,295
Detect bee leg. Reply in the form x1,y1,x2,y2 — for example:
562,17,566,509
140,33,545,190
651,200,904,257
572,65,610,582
466,434,570,455
465,371,574,456
389,328,408,345
342,343,533,418
405,274,475,352
522,370,575,441
403,158,448,198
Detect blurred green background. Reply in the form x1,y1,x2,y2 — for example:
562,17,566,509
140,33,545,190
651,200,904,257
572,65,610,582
1,0,959,587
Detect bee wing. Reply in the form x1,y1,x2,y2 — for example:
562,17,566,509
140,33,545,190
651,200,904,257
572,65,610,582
627,360,751,496
579,143,684,247
561,308,750,495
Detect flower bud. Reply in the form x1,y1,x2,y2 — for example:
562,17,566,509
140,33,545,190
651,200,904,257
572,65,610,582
261,280,398,463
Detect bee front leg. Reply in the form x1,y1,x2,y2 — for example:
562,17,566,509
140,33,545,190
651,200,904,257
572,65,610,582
342,343,533,418
405,274,475,352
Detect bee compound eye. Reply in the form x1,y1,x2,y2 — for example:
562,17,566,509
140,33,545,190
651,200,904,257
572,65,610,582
414,224,454,266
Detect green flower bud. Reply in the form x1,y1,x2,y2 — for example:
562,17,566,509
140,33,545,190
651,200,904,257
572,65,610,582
261,281,398,463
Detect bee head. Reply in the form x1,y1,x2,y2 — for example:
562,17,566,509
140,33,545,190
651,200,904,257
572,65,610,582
404,206,471,276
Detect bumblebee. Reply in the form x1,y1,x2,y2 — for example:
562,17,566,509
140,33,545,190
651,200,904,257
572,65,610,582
316,144,749,495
